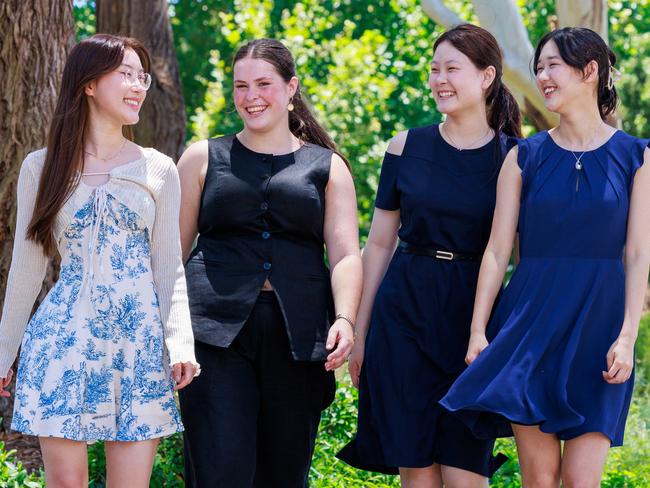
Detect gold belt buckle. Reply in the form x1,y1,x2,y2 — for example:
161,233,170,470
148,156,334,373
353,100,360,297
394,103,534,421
435,250,454,260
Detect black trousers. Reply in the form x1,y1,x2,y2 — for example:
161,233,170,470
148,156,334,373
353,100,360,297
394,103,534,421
179,292,336,488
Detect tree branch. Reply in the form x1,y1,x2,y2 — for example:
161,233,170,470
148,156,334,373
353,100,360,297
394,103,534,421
420,0,464,28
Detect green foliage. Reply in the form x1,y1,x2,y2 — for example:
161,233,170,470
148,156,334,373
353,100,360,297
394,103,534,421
0,442,42,487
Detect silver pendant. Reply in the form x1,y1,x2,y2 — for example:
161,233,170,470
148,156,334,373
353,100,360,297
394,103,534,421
575,161,582,170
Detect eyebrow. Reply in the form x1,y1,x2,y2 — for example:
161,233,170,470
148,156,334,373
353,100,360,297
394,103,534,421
120,63,144,72
538,55,562,63
431,59,462,65
234,77,273,82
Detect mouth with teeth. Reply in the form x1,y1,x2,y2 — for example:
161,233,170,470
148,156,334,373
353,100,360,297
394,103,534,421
437,90,456,99
543,86,557,97
245,105,269,116
124,98,141,110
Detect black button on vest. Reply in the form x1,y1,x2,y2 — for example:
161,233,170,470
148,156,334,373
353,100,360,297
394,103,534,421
185,135,335,361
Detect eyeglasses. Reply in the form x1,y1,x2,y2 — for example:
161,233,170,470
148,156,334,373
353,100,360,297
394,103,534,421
119,69,152,90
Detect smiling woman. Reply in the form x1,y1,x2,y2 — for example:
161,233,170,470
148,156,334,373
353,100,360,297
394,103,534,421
176,38,362,487
0,33,198,487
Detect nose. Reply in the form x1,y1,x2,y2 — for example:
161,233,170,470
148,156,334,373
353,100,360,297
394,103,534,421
536,67,549,82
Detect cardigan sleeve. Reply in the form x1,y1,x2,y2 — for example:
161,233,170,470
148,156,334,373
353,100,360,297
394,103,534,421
150,157,199,371
0,152,49,377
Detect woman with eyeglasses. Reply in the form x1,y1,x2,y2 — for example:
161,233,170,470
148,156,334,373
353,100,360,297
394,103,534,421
0,34,198,487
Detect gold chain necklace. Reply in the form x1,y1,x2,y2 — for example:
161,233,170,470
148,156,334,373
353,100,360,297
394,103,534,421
84,138,127,163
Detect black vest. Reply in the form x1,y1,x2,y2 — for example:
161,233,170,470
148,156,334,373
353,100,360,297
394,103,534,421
184,135,335,361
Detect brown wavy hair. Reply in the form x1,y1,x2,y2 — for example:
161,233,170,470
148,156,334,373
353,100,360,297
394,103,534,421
27,34,151,256
233,38,350,168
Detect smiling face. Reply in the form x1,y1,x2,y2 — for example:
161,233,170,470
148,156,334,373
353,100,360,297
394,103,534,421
85,48,147,126
535,40,598,115
233,57,297,133
429,41,494,117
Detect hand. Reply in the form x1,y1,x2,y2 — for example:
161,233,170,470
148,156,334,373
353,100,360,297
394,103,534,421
348,342,365,388
603,336,634,384
0,369,14,398
172,362,200,391
465,333,489,365
325,319,354,371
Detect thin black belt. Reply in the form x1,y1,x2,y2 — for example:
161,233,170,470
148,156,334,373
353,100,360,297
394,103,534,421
399,242,482,261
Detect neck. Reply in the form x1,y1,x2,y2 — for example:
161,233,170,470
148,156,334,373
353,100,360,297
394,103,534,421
443,105,491,141
84,115,126,157
554,104,609,148
239,122,300,154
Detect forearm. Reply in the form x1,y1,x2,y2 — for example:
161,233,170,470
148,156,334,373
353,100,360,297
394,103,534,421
353,240,396,341
470,247,512,335
330,253,363,325
619,250,650,341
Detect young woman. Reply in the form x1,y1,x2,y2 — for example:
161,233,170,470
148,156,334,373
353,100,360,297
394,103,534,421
0,34,198,486
177,38,362,487
337,24,521,487
441,27,650,487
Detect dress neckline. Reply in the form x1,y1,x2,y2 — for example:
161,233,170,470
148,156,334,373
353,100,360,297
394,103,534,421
546,129,620,154
78,149,150,189
434,124,497,154
233,135,306,158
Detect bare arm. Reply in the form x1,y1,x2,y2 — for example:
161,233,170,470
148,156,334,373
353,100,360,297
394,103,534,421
323,154,363,371
466,147,522,364
603,148,650,384
348,131,406,386
177,140,208,262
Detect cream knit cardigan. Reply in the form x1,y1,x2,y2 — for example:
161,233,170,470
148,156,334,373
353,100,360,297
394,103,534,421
0,148,197,376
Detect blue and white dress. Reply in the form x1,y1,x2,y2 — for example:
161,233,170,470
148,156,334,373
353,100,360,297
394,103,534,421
1,148,196,442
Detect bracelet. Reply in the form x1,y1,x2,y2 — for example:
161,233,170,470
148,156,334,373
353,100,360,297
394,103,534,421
335,313,355,329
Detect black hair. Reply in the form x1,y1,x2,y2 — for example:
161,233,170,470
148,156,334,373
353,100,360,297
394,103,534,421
534,27,618,120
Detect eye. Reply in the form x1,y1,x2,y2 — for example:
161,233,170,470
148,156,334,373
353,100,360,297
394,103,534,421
259,81,270,86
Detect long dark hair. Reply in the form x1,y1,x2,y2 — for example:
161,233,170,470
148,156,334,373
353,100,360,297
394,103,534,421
534,27,618,120
27,34,151,256
433,24,522,138
232,38,349,168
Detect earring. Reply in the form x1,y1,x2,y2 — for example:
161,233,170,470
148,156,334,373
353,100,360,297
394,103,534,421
287,97,295,112
607,66,614,91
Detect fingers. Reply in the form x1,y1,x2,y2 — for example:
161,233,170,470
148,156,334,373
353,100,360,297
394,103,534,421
173,362,197,391
325,336,353,371
0,369,14,397
172,363,182,384
602,359,633,384
325,326,339,351
465,349,480,365
348,362,360,389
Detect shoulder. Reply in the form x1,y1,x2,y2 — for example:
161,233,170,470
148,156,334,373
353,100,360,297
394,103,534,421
177,140,209,175
386,130,409,156
21,148,47,176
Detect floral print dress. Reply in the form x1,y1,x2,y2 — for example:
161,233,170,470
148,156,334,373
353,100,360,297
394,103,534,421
10,155,185,442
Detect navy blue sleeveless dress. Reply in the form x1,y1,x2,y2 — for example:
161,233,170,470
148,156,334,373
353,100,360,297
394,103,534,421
441,130,648,446
337,124,513,476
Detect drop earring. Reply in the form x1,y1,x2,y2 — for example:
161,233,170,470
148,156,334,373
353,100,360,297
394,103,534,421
287,97,295,112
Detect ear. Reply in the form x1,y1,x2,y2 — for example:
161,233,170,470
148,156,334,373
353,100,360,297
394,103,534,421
287,76,299,98
84,80,96,97
482,66,497,91
583,60,599,83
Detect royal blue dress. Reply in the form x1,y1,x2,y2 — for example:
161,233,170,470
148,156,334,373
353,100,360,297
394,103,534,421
441,130,648,446
337,124,514,476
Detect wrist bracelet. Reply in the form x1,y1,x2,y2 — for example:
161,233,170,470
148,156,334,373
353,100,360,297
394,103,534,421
335,313,355,329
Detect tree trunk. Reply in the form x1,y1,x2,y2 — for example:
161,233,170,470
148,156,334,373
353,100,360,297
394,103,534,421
0,0,74,430
96,0,186,161
556,0,608,39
